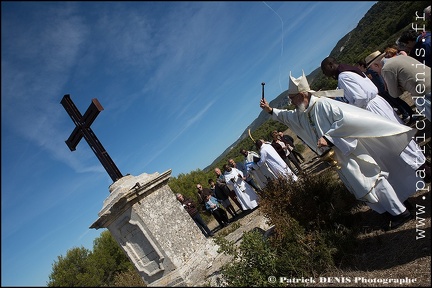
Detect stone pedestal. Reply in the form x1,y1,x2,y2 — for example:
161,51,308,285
90,170,219,286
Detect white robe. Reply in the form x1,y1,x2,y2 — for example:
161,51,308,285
243,150,273,189
223,167,259,210
271,95,416,215
257,142,298,182
338,71,425,196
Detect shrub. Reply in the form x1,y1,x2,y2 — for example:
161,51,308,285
218,230,284,287
218,170,360,286
259,171,357,231
109,267,146,287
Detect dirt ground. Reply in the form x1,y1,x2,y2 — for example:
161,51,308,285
205,95,431,287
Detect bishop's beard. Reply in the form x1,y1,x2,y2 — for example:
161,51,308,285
297,102,306,112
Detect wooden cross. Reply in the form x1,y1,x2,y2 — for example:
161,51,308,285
61,94,123,183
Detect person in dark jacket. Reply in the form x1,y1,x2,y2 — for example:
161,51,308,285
196,183,212,207
208,178,238,219
214,167,244,212
176,193,214,237
278,131,305,164
397,28,431,67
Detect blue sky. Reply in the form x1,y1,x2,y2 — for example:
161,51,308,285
1,1,376,286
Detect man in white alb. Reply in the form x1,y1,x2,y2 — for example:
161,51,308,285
259,71,417,230
222,164,259,211
254,140,298,182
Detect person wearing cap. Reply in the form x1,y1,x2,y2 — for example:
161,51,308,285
366,50,431,123
321,56,428,183
259,71,418,230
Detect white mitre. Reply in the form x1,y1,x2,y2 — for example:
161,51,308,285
288,70,312,94
288,70,344,98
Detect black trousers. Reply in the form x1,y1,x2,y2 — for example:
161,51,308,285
211,207,229,226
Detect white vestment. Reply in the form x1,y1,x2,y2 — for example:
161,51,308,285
272,95,416,215
223,167,259,210
338,71,425,194
243,150,273,189
256,142,298,182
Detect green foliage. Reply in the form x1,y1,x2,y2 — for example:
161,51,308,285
48,247,98,287
310,0,431,91
110,267,146,287
261,172,357,231
169,168,214,202
47,231,144,287
90,230,135,285
261,173,359,271
218,230,283,287
217,173,360,286
213,234,238,258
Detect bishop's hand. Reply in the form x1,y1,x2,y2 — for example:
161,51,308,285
260,98,272,113
317,137,328,149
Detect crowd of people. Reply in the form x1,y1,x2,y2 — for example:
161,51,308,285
175,138,302,237
177,11,431,237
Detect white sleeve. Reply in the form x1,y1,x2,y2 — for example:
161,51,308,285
257,149,267,167
338,73,368,108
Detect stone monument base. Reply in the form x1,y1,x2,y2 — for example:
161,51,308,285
91,170,219,286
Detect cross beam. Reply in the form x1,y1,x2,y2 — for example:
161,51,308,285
61,94,123,182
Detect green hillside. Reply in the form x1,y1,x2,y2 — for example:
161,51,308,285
310,0,430,90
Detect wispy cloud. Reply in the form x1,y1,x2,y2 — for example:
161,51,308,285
1,3,95,174
130,98,216,171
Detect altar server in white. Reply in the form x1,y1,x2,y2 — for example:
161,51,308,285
222,164,259,211
254,140,298,182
